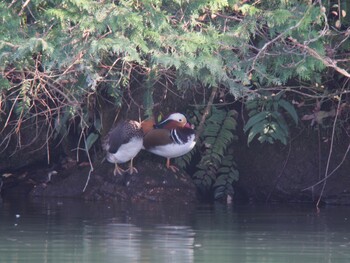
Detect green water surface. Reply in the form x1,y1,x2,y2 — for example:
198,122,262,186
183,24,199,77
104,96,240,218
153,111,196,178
0,198,349,263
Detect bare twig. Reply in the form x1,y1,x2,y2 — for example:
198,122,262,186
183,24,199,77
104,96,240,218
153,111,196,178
195,85,218,141
302,142,350,192
82,132,94,193
315,93,344,208
18,0,31,16
8,0,18,8
214,12,242,22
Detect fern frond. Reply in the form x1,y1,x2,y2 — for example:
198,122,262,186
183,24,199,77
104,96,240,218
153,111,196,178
178,106,239,199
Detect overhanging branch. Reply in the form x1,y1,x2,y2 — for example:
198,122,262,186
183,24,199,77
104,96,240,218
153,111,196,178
288,37,350,78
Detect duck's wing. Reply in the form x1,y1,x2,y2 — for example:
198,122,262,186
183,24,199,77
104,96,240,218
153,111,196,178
143,129,172,149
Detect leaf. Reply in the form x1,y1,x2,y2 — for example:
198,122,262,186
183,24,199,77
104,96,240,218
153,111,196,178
85,132,99,151
214,186,225,199
247,119,268,145
270,111,289,135
94,116,102,133
218,167,231,174
268,122,287,145
243,111,270,132
278,99,298,124
193,170,206,179
0,76,11,90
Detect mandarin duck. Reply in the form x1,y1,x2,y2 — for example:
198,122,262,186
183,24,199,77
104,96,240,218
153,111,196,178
143,113,196,172
103,120,143,175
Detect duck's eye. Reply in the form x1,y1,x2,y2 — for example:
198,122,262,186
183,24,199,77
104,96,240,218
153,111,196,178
179,119,182,122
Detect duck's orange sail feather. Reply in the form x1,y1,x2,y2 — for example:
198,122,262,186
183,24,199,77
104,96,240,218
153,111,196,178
140,117,156,135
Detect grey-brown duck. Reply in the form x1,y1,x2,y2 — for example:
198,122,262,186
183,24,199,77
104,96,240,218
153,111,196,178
103,120,143,175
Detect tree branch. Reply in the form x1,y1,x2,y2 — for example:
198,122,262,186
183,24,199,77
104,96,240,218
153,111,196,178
251,5,313,70
18,0,31,16
195,86,218,142
288,37,350,78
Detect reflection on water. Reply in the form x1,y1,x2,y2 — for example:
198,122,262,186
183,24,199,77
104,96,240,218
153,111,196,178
0,197,350,263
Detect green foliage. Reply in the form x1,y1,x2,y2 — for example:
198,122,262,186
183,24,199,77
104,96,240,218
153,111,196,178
244,92,298,145
0,0,349,200
177,106,239,200
0,0,345,133
213,152,239,200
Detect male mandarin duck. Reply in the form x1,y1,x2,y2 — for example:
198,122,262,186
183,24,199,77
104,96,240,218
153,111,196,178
103,120,143,175
142,113,196,172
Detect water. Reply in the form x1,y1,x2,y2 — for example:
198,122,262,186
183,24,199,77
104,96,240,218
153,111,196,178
0,198,350,263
